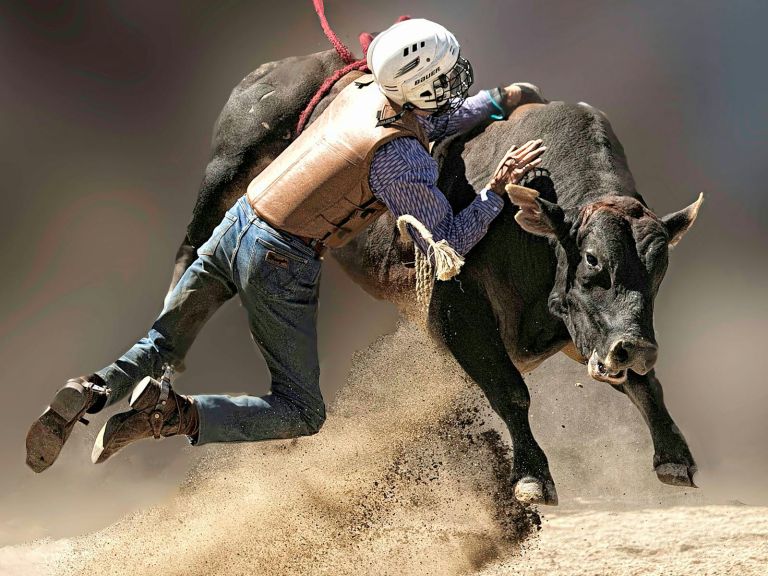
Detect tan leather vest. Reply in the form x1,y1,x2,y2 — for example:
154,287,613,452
246,75,429,248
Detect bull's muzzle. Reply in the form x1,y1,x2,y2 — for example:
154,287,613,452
588,351,627,384
605,338,658,375
588,338,658,385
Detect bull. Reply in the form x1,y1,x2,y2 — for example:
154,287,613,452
172,50,702,505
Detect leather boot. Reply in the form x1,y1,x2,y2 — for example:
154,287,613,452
26,375,110,473
91,375,199,464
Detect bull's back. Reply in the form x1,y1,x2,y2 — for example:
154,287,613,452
187,50,347,247
460,102,636,210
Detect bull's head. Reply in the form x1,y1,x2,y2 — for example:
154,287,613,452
508,185,702,384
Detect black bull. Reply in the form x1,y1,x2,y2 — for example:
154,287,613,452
170,50,702,505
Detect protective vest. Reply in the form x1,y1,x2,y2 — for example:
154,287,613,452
246,75,429,248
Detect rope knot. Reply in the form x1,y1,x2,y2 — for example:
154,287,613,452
397,215,464,319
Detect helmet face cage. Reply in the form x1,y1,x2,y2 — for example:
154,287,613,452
425,56,474,116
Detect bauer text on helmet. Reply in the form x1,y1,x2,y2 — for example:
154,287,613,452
367,19,474,115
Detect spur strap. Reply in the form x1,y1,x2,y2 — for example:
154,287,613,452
149,376,171,439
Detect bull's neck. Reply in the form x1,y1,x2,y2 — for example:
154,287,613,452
558,174,641,211
551,118,642,211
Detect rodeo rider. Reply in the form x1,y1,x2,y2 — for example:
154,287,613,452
27,19,546,470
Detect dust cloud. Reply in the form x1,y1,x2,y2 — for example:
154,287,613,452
49,321,538,576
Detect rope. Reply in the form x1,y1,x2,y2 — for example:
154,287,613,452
300,4,446,319
312,0,356,64
296,1,411,135
396,214,465,317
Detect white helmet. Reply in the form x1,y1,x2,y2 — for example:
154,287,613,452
367,18,474,115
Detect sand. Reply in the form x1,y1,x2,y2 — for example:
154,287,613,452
50,321,536,576
7,504,766,575
483,505,768,576
1,321,766,575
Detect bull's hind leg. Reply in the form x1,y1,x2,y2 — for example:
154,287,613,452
618,370,697,487
431,278,558,505
166,153,254,300
167,236,197,301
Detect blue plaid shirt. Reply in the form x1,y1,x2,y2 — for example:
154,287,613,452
368,91,505,257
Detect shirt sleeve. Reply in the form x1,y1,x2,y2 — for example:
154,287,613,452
369,136,504,258
418,89,502,141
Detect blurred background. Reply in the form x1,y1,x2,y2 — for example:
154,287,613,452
0,0,765,546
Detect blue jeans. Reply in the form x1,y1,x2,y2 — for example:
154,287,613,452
96,195,325,445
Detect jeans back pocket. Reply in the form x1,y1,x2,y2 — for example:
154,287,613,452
247,234,318,297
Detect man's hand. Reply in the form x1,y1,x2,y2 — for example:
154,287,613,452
487,139,546,195
497,83,548,111
497,82,548,114
500,85,523,109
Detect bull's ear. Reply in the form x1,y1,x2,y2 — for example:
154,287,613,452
661,193,703,247
506,184,566,239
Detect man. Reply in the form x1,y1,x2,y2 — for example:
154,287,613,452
26,18,546,471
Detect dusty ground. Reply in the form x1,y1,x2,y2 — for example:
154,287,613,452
1,321,766,575
18,322,538,576
5,504,766,576
484,504,768,576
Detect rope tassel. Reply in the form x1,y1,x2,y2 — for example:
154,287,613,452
397,215,464,280
397,215,464,315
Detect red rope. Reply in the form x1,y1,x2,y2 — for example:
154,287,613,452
358,32,373,55
295,60,369,135
312,0,355,64
296,1,410,135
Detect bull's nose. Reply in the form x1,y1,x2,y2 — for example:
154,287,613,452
606,339,658,374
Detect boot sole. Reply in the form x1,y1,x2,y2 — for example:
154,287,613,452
26,386,88,473
92,376,155,465
129,376,155,408
91,418,111,464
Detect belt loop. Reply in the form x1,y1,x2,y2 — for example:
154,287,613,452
241,194,257,223
309,238,327,258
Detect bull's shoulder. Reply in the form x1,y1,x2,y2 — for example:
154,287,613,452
465,102,640,207
211,49,345,157
230,49,345,101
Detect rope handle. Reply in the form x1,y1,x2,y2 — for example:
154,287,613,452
397,215,464,281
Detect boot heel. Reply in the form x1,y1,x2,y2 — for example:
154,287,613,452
49,385,88,422
129,376,157,408
27,383,88,473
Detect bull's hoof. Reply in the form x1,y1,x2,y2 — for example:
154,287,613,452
514,476,559,506
655,463,698,488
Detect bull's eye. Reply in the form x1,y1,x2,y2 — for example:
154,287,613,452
585,252,599,267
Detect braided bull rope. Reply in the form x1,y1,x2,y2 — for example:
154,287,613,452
297,1,411,135
396,215,464,317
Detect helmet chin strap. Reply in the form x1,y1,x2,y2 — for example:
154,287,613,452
375,102,416,127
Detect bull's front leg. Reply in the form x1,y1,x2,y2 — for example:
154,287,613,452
431,278,558,505
618,370,697,487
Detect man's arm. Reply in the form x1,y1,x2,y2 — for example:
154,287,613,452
370,137,502,257
369,137,546,258
419,84,544,141
419,90,499,141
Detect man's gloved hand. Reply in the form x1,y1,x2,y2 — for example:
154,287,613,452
486,139,546,196
488,83,548,118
